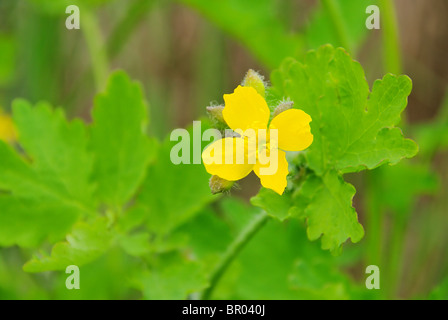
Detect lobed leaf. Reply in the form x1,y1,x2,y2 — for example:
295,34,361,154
250,187,292,221
23,218,113,272
90,71,153,207
139,255,208,300
292,171,364,254
0,101,94,247
137,130,217,235
271,45,417,175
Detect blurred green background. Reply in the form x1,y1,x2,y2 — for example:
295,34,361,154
0,0,447,300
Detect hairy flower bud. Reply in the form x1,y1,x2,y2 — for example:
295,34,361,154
273,101,293,118
209,175,234,194
206,105,225,124
242,69,266,97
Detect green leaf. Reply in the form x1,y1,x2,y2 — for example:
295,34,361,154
137,135,216,234
117,232,152,257
0,251,50,299
213,217,364,299
176,207,233,274
294,171,364,254
271,45,417,175
250,187,292,221
50,248,140,300
116,205,148,233
213,208,289,300
13,100,94,205
90,70,152,207
0,197,79,248
0,101,94,247
414,93,448,158
23,218,113,272
289,258,346,294
288,257,370,299
270,45,417,253
175,199,261,279
371,161,439,216
415,122,448,158
219,198,260,233
139,255,208,300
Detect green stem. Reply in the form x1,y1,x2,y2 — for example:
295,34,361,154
379,0,402,74
365,172,383,269
377,6,406,295
201,211,269,300
81,9,109,90
321,0,352,52
387,212,407,298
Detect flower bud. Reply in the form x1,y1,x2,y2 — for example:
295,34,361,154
206,105,225,123
273,101,293,118
242,69,266,98
209,175,234,194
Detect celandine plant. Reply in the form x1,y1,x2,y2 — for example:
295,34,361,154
0,45,417,299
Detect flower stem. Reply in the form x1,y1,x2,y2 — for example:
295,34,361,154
201,210,269,300
81,9,109,90
365,172,383,268
321,0,352,52
379,0,402,74
364,171,386,299
386,213,407,298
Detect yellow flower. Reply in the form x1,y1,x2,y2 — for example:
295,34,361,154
0,110,16,143
202,85,313,195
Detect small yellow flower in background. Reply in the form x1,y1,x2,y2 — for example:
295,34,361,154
202,85,313,195
0,109,16,143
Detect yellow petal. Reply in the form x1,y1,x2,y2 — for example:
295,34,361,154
223,86,270,132
253,149,289,195
268,109,313,151
202,137,256,181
